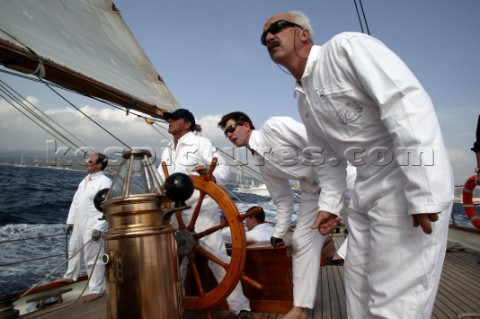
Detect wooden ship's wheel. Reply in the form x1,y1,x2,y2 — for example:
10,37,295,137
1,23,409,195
162,159,262,315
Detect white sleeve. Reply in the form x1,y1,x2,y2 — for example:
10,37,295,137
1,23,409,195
303,128,347,216
262,171,294,239
157,148,168,181
66,179,84,225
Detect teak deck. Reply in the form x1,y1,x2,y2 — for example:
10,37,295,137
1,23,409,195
18,237,480,319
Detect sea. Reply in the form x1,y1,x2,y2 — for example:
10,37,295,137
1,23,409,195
0,164,476,296
0,164,282,295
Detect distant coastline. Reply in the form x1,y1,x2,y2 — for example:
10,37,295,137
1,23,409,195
0,163,84,173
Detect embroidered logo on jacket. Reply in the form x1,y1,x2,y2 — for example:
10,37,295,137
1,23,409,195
336,101,362,124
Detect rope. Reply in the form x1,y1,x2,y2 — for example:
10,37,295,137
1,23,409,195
19,237,94,298
0,82,86,154
0,68,154,123
0,254,64,268
22,238,104,318
0,232,64,244
40,77,131,150
353,0,371,35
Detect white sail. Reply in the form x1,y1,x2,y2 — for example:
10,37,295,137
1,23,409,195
0,0,180,118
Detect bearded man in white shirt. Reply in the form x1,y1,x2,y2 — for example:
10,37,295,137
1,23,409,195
158,109,253,319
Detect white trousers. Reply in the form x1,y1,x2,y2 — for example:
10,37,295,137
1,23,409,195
291,192,326,308
344,204,451,318
64,214,105,294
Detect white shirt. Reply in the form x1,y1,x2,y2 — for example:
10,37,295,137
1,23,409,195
245,223,274,242
222,223,274,244
158,131,229,185
66,171,112,232
158,131,230,230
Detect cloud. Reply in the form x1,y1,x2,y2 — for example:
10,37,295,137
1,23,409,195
197,114,229,148
2,93,477,191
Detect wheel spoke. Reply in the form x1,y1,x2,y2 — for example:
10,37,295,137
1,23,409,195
187,250,207,297
195,245,229,269
175,210,187,230
181,170,248,312
187,190,206,232
193,222,226,241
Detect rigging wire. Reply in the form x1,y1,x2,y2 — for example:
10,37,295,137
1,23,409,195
0,84,86,153
0,79,88,153
353,0,371,35
1,68,162,131
40,77,131,150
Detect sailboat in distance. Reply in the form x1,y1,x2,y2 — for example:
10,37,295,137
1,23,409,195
14,153,26,167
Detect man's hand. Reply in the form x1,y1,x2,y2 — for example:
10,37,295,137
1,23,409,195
91,229,102,241
312,211,340,235
192,165,216,182
192,165,208,176
412,213,439,234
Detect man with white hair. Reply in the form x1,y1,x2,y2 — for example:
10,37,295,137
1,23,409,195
261,10,453,319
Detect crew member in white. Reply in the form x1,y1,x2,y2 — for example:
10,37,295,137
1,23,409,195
222,206,274,245
219,112,355,319
261,11,453,318
158,109,253,319
56,153,112,303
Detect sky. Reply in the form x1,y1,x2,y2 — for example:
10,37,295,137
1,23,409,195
0,0,479,186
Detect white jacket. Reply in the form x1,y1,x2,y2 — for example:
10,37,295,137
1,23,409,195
295,33,453,216
222,223,274,244
159,131,229,185
245,223,274,242
66,171,112,232
158,131,230,230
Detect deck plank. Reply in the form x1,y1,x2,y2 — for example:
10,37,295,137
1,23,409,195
18,239,480,319
433,244,480,318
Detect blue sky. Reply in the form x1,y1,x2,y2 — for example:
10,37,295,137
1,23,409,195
1,0,479,185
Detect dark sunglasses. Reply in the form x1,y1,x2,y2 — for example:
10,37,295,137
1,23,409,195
87,160,98,165
224,122,248,136
261,20,304,46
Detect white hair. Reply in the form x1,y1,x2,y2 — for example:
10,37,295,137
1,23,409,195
289,11,315,43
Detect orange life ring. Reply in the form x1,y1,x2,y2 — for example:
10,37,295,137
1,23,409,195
462,175,480,229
